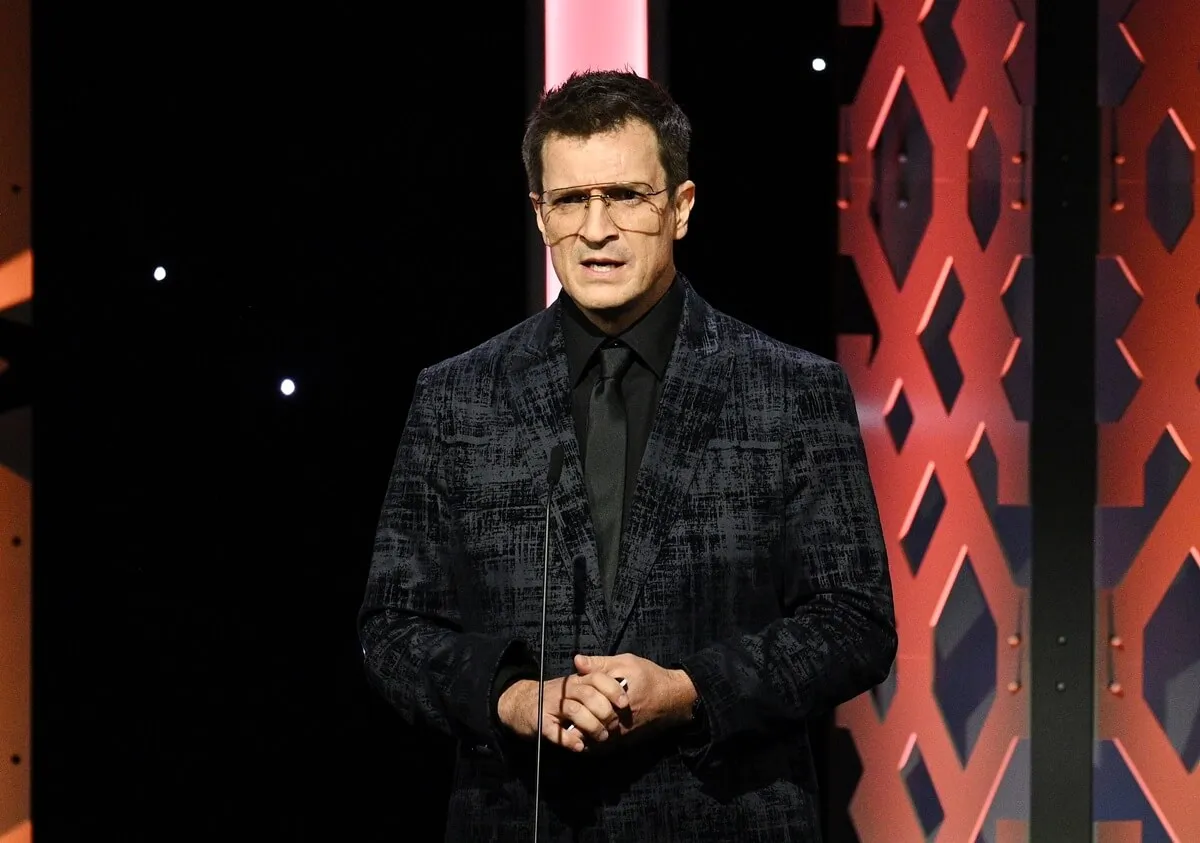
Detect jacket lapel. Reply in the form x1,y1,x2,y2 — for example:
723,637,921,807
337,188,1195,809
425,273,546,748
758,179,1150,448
607,289,732,646
507,307,612,646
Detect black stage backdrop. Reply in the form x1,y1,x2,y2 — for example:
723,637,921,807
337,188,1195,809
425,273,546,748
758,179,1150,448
33,4,841,840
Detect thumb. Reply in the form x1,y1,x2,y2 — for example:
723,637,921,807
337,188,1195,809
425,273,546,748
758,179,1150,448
574,653,607,674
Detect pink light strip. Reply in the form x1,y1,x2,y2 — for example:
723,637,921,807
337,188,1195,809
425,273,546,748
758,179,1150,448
543,0,650,307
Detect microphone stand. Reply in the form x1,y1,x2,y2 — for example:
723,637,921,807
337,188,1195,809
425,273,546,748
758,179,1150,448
534,445,564,843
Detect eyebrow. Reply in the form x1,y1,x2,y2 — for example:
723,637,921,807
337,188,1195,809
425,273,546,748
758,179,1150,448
546,181,650,192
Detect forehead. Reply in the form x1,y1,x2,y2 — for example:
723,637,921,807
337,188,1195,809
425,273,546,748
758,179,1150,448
540,120,663,191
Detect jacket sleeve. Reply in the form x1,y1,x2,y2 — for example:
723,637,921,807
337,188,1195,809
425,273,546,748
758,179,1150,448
357,365,537,753
678,360,897,769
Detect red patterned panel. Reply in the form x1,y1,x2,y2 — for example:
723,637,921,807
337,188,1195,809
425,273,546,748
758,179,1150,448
1098,823,1146,843
837,1,1033,840
1097,1,1200,840
0,0,30,836
994,819,1030,843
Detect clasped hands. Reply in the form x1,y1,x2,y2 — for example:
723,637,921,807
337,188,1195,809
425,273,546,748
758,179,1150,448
498,653,697,753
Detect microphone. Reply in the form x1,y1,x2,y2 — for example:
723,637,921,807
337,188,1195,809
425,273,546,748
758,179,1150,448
572,556,587,659
533,444,564,843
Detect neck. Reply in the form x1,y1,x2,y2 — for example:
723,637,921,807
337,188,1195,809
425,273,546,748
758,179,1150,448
578,268,675,336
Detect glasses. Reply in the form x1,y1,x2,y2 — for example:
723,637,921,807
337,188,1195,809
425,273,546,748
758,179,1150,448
535,182,670,233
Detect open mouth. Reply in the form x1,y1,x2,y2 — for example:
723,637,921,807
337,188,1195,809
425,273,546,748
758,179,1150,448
581,258,625,273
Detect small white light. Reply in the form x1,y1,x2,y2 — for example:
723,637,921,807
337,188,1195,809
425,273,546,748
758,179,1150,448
812,57,827,72
280,378,296,396
153,266,167,281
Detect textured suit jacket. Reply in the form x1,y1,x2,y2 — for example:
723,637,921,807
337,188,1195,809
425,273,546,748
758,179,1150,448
358,278,897,842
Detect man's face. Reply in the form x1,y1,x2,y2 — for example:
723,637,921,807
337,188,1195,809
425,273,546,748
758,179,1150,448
532,120,695,327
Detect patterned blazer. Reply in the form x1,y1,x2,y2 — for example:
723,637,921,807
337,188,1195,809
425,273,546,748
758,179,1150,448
358,277,897,842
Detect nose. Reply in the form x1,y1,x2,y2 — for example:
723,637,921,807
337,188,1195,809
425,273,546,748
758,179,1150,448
578,195,619,245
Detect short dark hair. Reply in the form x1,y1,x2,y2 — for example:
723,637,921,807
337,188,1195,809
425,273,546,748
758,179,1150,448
522,69,692,195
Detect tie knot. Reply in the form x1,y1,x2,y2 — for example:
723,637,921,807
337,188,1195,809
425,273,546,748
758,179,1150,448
597,342,635,381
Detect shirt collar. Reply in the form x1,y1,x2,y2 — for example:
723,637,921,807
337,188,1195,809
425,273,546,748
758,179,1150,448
561,275,684,386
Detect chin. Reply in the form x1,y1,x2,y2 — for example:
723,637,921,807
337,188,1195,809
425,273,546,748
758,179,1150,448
564,276,642,313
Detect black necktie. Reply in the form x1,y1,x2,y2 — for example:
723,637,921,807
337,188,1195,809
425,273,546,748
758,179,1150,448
585,342,635,602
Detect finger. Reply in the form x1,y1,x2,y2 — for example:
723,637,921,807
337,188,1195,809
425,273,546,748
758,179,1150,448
574,653,609,675
550,698,609,744
566,683,621,729
556,719,588,751
553,719,588,752
573,671,630,709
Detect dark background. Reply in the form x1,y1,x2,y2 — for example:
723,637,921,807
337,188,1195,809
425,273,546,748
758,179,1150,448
32,3,853,839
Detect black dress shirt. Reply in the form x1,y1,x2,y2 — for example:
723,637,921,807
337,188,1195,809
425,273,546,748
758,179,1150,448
560,277,684,528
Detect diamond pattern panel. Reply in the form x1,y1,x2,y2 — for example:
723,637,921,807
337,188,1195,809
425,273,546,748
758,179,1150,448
969,430,1031,586
901,740,944,839
837,0,1031,839
919,265,965,412
1098,0,1200,838
1001,256,1033,423
1095,257,1144,425
969,113,1002,249
1145,113,1195,253
1002,5,1034,105
1096,428,1189,588
934,556,998,765
900,466,946,576
870,76,933,289
1098,0,1144,107
1093,740,1172,839
1143,552,1200,773
920,0,965,100
886,383,915,452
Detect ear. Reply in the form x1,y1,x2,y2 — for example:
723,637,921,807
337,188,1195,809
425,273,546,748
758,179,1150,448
530,193,550,245
671,180,696,241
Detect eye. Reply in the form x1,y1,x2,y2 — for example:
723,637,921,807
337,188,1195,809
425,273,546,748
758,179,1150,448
551,192,588,206
604,187,643,203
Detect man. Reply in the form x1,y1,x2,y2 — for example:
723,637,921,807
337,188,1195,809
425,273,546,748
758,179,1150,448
358,70,896,841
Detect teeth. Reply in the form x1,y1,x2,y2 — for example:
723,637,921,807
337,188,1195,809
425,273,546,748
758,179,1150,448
587,263,618,272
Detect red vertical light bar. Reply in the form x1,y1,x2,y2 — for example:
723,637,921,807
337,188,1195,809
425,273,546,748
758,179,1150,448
542,0,649,307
